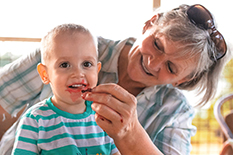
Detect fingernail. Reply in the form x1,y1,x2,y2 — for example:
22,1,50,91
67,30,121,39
81,93,87,99
91,87,96,92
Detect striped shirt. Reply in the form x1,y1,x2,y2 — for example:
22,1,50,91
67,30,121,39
0,37,196,155
12,98,118,155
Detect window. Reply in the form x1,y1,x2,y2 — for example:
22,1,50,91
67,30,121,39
0,0,153,63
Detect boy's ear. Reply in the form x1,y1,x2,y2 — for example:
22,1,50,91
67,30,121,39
142,14,159,34
37,63,50,84
97,62,102,73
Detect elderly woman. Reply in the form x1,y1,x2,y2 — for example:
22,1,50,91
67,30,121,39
0,4,229,155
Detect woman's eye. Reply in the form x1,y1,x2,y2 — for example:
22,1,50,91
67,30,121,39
83,61,92,68
59,62,70,68
168,64,174,74
167,62,176,74
154,39,160,50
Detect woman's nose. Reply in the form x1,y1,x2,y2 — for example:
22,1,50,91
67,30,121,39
147,56,163,72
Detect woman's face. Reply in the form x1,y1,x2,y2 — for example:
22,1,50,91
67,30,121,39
127,26,197,87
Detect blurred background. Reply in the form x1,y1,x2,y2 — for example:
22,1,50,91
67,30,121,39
0,0,233,154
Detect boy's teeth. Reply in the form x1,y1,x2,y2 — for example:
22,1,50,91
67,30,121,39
73,84,82,87
70,84,83,88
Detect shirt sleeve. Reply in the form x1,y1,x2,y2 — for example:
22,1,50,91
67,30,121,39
153,92,197,155
11,111,39,155
138,85,197,155
97,36,114,61
0,49,43,115
154,104,196,155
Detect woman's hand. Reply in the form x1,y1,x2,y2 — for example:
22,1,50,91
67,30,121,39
83,83,163,155
83,83,138,140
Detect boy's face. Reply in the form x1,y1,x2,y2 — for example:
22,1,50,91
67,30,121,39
39,32,101,105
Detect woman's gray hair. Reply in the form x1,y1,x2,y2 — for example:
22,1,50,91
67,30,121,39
154,4,229,107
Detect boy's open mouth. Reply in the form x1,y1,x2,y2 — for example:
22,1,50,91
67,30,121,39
67,83,92,93
68,84,86,89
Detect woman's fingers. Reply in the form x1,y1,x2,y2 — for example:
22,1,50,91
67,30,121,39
84,86,136,115
94,112,123,138
92,83,137,106
94,113,112,125
82,83,138,138
91,101,122,123
91,100,126,138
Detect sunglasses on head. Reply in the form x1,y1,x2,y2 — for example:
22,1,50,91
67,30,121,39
187,4,227,61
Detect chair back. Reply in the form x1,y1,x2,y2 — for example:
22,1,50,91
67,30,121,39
214,94,233,155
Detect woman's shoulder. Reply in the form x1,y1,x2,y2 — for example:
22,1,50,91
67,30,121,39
97,36,136,60
153,84,194,112
97,37,136,73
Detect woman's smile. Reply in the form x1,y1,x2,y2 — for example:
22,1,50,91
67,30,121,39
141,56,153,76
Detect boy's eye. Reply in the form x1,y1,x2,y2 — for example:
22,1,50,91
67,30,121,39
59,62,70,68
83,61,92,68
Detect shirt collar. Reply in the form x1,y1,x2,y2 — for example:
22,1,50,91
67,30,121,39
138,84,176,106
137,85,159,101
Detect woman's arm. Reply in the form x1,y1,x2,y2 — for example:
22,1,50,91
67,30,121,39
83,83,163,155
0,105,25,140
0,49,43,115
114,119,162,155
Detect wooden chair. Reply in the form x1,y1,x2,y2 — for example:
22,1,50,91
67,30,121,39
214,94,233,155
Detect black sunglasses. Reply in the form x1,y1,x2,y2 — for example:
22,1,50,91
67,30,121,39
187,4,227,61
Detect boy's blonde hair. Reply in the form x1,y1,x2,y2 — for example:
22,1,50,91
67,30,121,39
41,23,98,64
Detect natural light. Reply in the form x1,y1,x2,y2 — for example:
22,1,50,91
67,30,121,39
0,0,232,56
0,1,233,155
1,0,232,107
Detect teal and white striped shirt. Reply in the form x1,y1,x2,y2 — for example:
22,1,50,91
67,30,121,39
0,37,196,155
12,97,118,155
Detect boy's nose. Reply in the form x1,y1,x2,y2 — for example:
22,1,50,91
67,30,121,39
71,67,84,78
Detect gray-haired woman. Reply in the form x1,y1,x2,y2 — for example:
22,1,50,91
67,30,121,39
0,4,229,155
